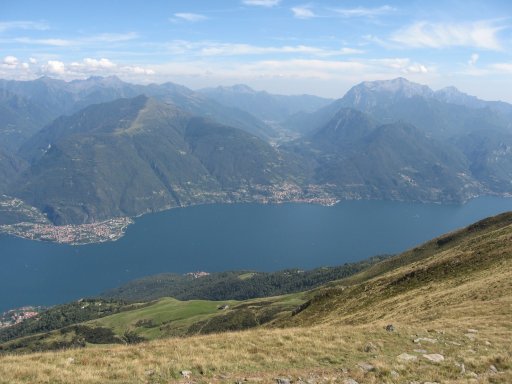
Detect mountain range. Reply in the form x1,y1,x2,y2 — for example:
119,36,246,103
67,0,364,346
198,83,332,123
1,76,511,226
12,95,294,224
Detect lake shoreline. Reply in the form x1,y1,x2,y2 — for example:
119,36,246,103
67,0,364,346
1,192,510,245
1,196,511,312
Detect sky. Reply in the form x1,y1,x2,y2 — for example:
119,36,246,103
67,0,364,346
1,0,512,101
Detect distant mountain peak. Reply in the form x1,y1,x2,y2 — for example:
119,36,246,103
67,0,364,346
339,78,434,110
231,84,257,93
434,86,484,108
210,84,258,94
35,76,67,86
81,75,126,87
437,85,460,93
357,77,434,98
435,85,469,99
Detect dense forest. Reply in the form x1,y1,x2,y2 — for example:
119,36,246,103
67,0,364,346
102,255,389,302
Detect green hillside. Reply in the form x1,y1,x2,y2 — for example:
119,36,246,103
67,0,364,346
12,96,294,224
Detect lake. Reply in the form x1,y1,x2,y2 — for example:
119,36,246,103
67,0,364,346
1,196,511,312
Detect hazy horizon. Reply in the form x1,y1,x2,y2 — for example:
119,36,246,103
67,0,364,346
2,0,512,101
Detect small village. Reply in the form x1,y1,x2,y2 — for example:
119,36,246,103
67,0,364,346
0,307,43,329
234,182,340,206
185,271,210,279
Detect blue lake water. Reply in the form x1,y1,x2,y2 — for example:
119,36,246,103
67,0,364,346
1,196,511,312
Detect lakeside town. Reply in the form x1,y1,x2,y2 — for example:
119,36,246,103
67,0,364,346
0,184,340,245
0,217,133,245
229,182,340,206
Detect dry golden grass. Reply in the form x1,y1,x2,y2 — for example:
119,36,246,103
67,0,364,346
1,214,511,383
1,322,510,383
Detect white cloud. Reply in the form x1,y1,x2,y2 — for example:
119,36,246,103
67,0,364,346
85,32,139,42
292,6,316,19
371,58,430,74
334,5,395,18
151,58,369,83
489,62,512,73
3,55,19,67
121,66,156,75
338,47,365,55
199,43,325,56
82,58,117,69
21,62,29,69
0,20,49,32
69,58,118,75
406,64,428,74
242,0,280,7
166,40,362,57
468,53,479,66
391,21,505,50
372,58,410,69
5,33,138,47
173,13,208,22
13,37,73,46
29,57,37,64
43,60,66,75
37,57,156,79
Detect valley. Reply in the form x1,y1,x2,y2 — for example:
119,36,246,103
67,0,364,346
2,1,512,382
1,77,512,231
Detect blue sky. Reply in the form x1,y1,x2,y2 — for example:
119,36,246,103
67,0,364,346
1,0,512,101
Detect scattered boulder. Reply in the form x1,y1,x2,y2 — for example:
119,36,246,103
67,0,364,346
422,354,444,363
144,369,155,376
357,362,375,372
385,324,395,332
180,370,192,378
343,379,359,384
363,341,378,353
414,349,427,353
455,362,465,374
467,328,478,333
66,357,75,364
390,370,399,377
413,337,437,344
398,353,418,362
276,378,291,384
489,365,498,374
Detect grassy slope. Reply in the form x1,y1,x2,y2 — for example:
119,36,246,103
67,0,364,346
0,294,306,353
89,298,231,340
89,294,304,340
1,212,511,383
